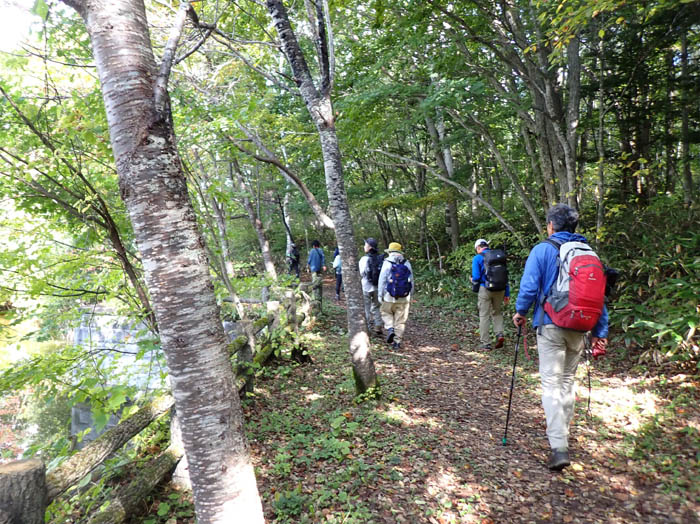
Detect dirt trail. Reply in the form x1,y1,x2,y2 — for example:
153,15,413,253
249,278,699,523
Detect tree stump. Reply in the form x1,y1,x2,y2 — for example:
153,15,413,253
0,459,46,524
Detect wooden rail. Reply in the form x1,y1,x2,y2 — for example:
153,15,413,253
0,287,311,523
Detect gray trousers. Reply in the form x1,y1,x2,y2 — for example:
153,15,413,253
537,324,585,450
363,290,382,331
477,287,504,345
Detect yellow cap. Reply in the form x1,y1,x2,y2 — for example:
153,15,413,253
385,242,403,253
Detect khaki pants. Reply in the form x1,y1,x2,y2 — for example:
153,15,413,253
363,290,382,331
477,287,504,346
537,324,585,450
380,299,410,343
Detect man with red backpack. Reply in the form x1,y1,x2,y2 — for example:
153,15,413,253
378,242,414,350
513,204,609,472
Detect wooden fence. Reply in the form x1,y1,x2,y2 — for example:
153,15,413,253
0,286,311,524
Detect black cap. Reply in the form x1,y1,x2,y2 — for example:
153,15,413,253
365,238,378,249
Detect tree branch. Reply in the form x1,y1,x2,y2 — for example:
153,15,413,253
370,148,526,248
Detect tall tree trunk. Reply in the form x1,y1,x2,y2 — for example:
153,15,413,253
595,40,606,240
664,50,677,194
425,113,459,250
59,1,264,522
231,159,278,279
565,35,581,209
376,210,392,247
266,0,377,393
680,31,694,204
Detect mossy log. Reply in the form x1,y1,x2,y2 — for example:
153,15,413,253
227,314,275,358
46,395,174,502
86,445,183,524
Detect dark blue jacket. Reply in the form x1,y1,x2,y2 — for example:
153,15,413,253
307,247,325,273
515,231,609,338
472,249,510,297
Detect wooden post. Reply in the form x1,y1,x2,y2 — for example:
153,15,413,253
0,459,46,524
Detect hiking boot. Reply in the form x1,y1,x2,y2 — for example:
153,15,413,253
495,333,505,349
335,294,340,301
386,328,395,344
392,341,401,350
547,448,570,471
479,344,492,351
374,328,383,336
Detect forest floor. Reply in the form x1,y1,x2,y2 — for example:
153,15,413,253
5,275,695,523
234,277,699,524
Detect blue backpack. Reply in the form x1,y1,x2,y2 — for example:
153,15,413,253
387,260,412,298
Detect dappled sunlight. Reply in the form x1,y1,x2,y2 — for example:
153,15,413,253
373,403,445,430
591,377,661,431
423,468,483,522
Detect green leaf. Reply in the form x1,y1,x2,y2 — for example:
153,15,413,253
157,502,170,516
32,0,49,20
598,29,605,38
92,409,109,432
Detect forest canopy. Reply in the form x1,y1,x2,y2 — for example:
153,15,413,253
0,0,697,522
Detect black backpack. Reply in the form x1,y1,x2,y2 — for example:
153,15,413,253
367,252,384,287
483,249,508,292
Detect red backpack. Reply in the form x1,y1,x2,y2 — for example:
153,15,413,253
543,239,606,332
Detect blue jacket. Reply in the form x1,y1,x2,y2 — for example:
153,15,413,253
515,231,609,338
472,249,510,297
307,247,325,273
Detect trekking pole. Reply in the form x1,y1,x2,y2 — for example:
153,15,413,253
584,336,593,418
503,324,522,446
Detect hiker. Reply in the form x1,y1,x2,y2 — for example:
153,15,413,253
358,238,384,335
471,239,510,350
512,203,609,472
332,246,343,301
307,240,326,307
286,242,300,278
377,242,414,350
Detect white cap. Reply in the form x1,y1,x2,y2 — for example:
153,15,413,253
474,238,488,250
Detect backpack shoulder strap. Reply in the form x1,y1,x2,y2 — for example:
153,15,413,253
543,238,562,250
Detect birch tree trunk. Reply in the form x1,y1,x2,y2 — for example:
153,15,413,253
59,1,264,522
266,0,377,392
231,159,278,279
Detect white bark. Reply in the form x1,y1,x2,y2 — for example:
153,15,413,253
59,1,264,522
266,0,377,392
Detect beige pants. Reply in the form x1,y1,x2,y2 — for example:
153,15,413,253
477,287,504,346
380,298,410,343
537,324,585,450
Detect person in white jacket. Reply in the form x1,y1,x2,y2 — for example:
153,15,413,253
377,242,414,350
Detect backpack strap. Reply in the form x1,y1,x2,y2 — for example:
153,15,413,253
537,238,562,332
543,238,562,250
